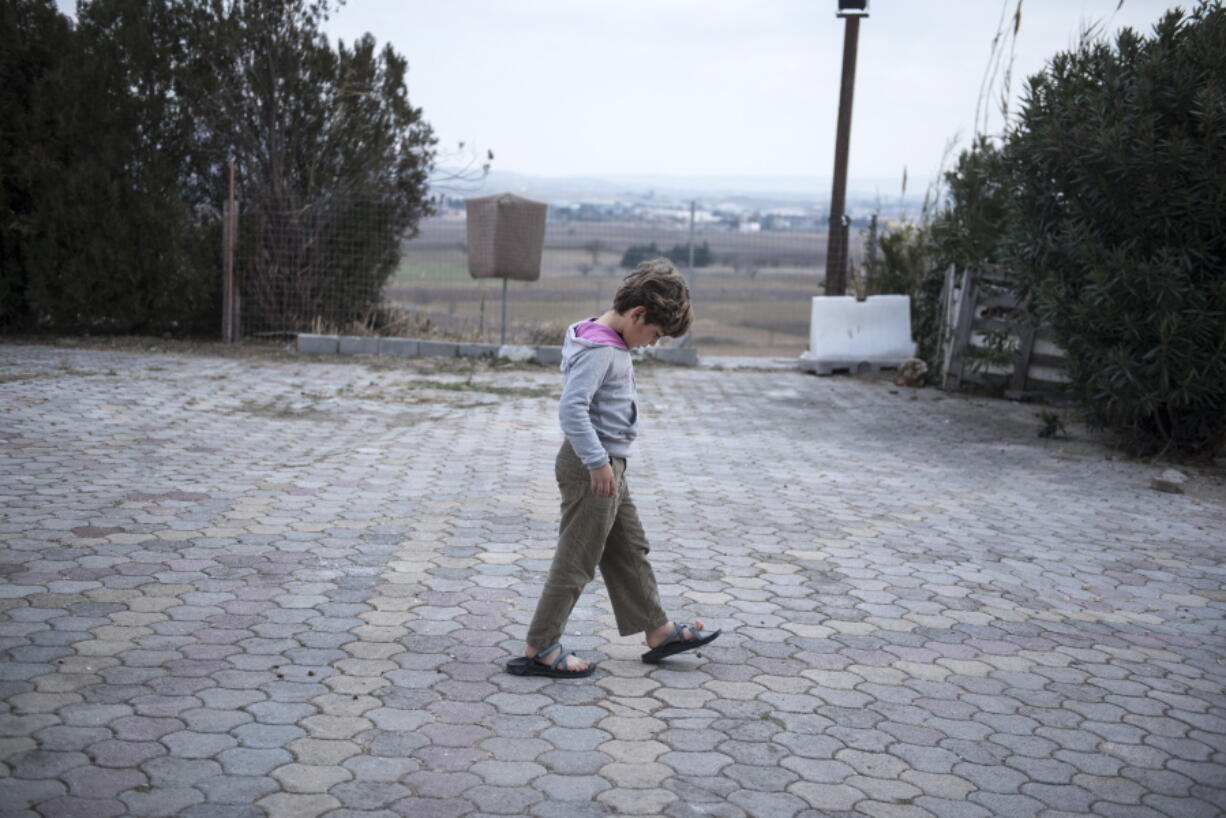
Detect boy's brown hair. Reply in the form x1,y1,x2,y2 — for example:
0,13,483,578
613,258,692,337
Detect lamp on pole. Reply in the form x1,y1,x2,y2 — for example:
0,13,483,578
824,0,868,296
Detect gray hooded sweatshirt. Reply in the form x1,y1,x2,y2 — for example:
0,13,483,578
558,320,638,469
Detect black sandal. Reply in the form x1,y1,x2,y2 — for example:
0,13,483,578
641,623,721,664
506,642,596,678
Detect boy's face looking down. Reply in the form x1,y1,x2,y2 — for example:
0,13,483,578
621,306,666,349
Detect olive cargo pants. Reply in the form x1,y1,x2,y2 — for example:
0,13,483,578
526,441,669,650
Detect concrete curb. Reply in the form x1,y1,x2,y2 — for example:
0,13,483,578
297,333,700,367
297,334,339,355
338,335,380,355
643,346,699,366
378,337,419,357
418,340,459,358
297,333,557,365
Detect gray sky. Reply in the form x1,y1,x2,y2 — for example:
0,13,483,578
53,0,1184,193
319,0,1177,192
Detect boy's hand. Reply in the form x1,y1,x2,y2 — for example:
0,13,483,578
589,464,616,498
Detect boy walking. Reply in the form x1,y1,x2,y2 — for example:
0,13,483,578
507,259,720,678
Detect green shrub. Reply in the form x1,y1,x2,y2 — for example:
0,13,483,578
1004,1,1226,457
1,0,435,337
620,243,662,269
862,223,946,370
620,241,711,270
930,136,1010,273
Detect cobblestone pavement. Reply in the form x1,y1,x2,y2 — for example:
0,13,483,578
1,342,1224,818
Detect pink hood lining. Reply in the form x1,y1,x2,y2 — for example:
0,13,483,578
573,319,628,349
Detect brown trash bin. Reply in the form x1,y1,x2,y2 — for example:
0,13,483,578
465,193,547,281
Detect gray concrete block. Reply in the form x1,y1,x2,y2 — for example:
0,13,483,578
418,340,458,357
497,345,536,363
458,343,499,358
646,346,699,366
378,337,419,358
535,346,563,365
296,334,339,355
338,336,380,355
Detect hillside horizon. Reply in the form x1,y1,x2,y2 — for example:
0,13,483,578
434,167,929,211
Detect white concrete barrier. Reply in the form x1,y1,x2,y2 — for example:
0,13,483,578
799,295,917,374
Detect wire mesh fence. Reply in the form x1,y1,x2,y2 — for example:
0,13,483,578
390,204,863,357
235,197,864,357
234,199,405,338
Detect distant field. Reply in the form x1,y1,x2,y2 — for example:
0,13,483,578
396,262,469,281
389,217,863,357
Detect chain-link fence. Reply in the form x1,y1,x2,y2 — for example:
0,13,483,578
233,199,407,339
234,198,865,357
390,206,864,357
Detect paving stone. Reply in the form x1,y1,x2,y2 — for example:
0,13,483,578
597,760,672,788
835,749,909,779
595,787,677,815
1004,755,1078,784
723,762,800,791
463,785,543,814
1073,773,1148,804
179,806,265,818
286,739,363,768
659,751,734,777
31,796,127,818
31,726,110,752
87,739,167,768
257,792,341,818
967,791,1046,817
532,802,613,818
246,701,316,724
141,756,223,788
1020,782,1096,812
160,730,237,757
727,789,810,818
231,722,306,748
57,704,132,728
119,785,205,817
468,761,547,787
179,707,252,732
899,770,975,800
61,765,146,799
3,346,1226,818
0,777,67,810
911,796,992,818
337,754,417,782
329,781,411,810
217,746,293,776
531,773,610,801
195,774,280,804
367,730,431,757
7,750,88,779
270,762,352,793
535,749,612,776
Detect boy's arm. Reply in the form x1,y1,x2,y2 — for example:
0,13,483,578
558,346,614,471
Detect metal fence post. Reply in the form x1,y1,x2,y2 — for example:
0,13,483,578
222,162,236,343
674,200,697,349
686,199,696,284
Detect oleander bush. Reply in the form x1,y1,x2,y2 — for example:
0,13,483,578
1003,0,1226,458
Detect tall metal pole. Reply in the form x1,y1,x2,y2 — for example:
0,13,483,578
824,11,865,296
